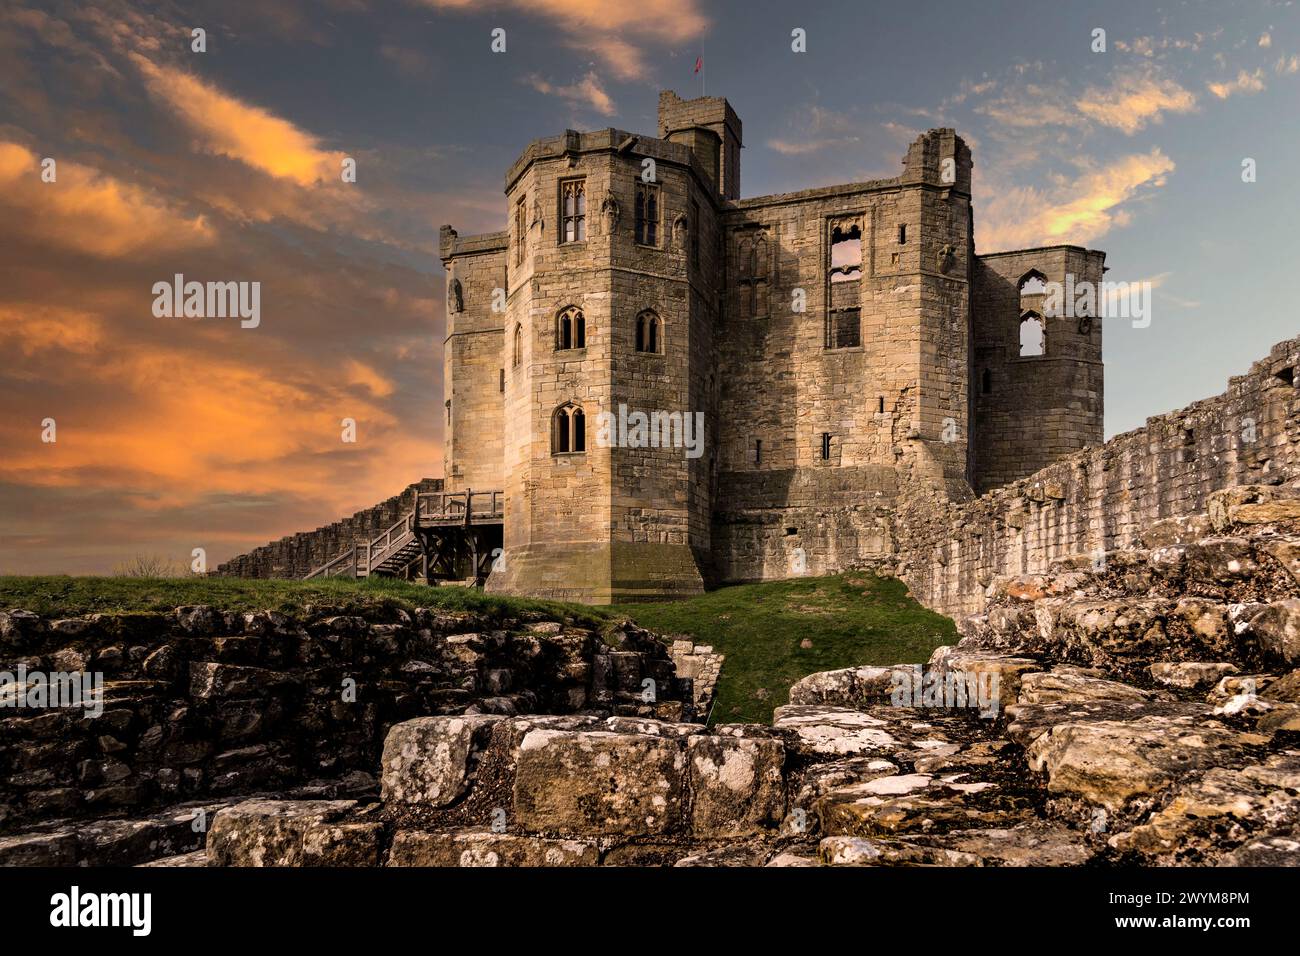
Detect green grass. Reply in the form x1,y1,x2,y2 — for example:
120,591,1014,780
0,575,605,626
0,572,957,725
613,572,957,724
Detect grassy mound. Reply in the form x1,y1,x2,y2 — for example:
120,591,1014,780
613,572,957,724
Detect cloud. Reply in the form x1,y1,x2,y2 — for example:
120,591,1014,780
767,106,863,155
977,149,1175,252
0,140,214,257
524,71,616,116
1207,69,1266,99
420,0,709,81
1278,55,1300,75
1259,32,1272,49
1075,71,1197,133
132,55,346,185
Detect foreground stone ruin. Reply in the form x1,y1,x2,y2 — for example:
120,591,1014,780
9,480,1290,867
0,602,719,865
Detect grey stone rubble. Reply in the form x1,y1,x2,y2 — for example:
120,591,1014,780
170,482,1300,867
0,603,707,864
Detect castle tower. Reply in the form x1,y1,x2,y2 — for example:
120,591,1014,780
481,103,730,603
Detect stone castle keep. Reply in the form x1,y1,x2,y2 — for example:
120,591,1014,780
438,90,1104,603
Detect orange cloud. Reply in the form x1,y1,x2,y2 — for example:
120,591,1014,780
977,149,1175,252
1075,72,1197,133
524,72,616,116
422,0,709,81
132,55,346,185
0,141,213,257
1207,69,1266,99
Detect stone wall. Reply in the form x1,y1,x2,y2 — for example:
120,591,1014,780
213,479,442,579
0,604,694,833
970,247,1105,493
898,335,1300,618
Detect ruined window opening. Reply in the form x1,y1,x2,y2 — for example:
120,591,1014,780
1019,312,1045,357
515,195,527,265
560,180,586,243
825,308,861,349
1018,270,1048,324
636,310,661,353
1277,366,1295,387
1182,427,1196,462
552,403,585,455
737,234,770,317
556,306,584,350
830,223,863,283
820,432,831,460
897,224,907,244
513,324,522,368
982,369,992,394
785,527,798,536
635,183,659,246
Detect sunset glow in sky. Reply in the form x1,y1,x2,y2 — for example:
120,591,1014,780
2,0,1297,573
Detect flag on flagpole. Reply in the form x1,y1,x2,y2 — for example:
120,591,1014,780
694,56,703,74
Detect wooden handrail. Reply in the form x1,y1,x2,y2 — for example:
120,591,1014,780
306,488,504,579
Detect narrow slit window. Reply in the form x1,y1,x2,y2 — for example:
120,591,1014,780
635,183,660,245
820,432,831,460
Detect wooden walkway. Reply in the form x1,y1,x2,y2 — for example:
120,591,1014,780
305,489,503,582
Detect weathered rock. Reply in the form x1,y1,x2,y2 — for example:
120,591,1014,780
1260,668,1300,701
1251,600,1300,664
1110,754,1300,862
908,824,1092,866
0,830,78,866
206,799,379,866
673,844,767,867
685,734,785,836
1217,835,1300,866
1024,715,1268,812
815,771,1027,836
138,850,208,867
818,835,982,867
189,662,295,699
512,730,684,835
765,850,819,867
772,704,969,760
1149,662,1239,689
380,715,503,808
386,829,598,867
927,647,1041,709
1018,669,1163,705
787,665,915,709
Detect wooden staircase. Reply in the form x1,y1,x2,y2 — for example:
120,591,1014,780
305,489,503,582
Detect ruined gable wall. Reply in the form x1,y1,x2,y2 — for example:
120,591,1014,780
971,247,1105,493
898,335,1300,618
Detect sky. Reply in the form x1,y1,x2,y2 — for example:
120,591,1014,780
1,0,1297,574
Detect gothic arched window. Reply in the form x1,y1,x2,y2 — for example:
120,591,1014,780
556,306,585,350
1020,312,1045,357
635,310,662,353
512,323,522,368
551,403,586,454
